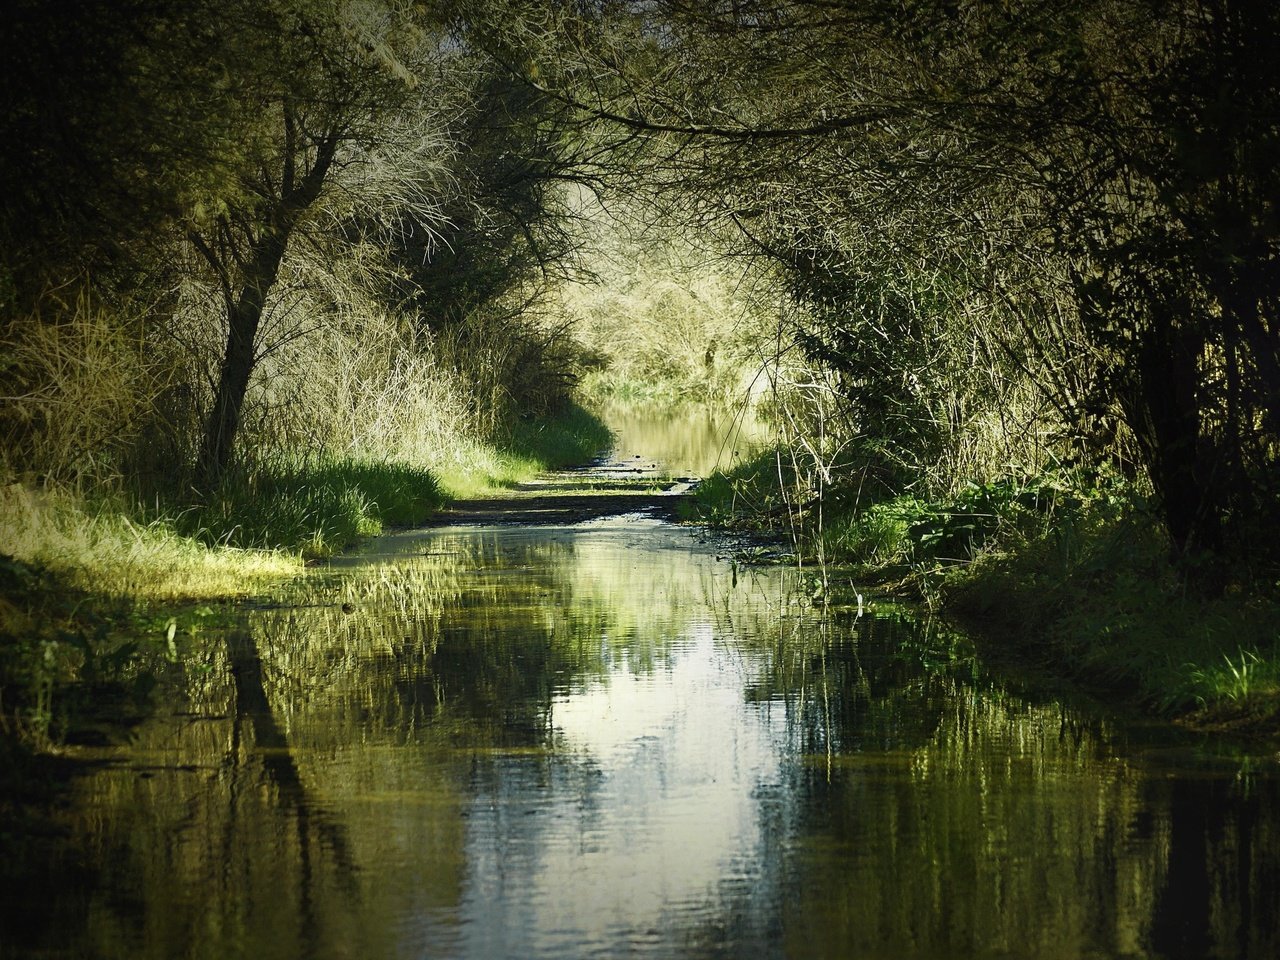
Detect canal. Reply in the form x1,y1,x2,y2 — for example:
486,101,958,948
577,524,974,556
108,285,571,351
6,409,1280,959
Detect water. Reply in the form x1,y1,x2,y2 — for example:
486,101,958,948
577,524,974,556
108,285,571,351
5,416,1280,959
597,400,768,477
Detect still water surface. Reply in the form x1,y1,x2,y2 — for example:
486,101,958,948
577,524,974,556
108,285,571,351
598,400,768,478
8,429,1280,959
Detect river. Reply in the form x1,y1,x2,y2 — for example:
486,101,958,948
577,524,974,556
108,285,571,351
5,408,1279,959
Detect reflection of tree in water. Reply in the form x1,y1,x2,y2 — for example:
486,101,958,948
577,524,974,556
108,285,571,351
1147,772,1280,960
23,526,1280,959
745,611,1280,960
256,528,739,749
14,624,381,959
226,628,359,949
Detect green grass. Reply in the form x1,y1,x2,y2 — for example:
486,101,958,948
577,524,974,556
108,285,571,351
943,501,1280,726
1,404,611,601
684,447,796,528
0,484,299,601
432,402,613,498
579,371,692,408
176,457,445,558
503,402,614,469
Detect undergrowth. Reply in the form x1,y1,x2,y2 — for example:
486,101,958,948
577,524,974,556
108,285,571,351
944,502,1280,725
175,457,445,557
691,451,1280,729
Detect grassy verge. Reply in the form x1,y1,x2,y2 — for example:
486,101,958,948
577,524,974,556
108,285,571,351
2,403,612,591
941,504,1280,733
503,402,614,470
1,484,300,600
690,451,1280,734
173,457,445,559
0,403,613,757
428,402,613,498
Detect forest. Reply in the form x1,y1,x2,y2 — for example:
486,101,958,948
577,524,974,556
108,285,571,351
3,0,1280,752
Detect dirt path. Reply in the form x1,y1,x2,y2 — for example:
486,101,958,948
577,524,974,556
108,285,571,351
430,457,700,526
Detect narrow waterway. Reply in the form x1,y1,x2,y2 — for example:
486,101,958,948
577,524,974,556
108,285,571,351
6,411,1280,959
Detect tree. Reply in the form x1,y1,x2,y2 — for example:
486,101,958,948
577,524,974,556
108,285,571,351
0,0,248,304
483,0,1280,572
181,0,448,487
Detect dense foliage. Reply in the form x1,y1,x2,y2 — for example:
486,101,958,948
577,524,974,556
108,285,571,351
1,0,595,498
479,0,1280,584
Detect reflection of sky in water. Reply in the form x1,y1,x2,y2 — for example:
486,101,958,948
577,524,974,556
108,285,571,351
456,621,787,957
22,512,1280,960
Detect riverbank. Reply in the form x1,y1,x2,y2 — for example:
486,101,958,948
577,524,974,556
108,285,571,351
0,405,613,752
687,452,1280,739
938,510,1280,738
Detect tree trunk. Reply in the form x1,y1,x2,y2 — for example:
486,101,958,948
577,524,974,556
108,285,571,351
193,130,339,490
1125,312,1222,562
196,227,290,489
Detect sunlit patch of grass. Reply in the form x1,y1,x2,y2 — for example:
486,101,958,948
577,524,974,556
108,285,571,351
579,371,690,408
0,485,298,601
503,402,613,469
176,457,444,558
1185,649,1278,706
820,500,917,568
430,439,545,498
431,403,612,499
0,403,610,600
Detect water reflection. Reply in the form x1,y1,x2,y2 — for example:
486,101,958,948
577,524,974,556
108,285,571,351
9,518,1280,959
598,400,769,477
454,622,789,959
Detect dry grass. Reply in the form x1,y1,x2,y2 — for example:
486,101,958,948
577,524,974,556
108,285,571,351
0,287,167,486
0,485,298,601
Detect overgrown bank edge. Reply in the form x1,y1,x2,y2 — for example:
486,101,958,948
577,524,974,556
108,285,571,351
689,450,1280,737
0,405,612,752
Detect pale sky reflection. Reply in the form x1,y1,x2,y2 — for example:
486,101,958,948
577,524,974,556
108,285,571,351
458,621,787,955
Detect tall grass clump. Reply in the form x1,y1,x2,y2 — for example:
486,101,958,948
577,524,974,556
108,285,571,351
175,457,444,558
0,285,168,488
